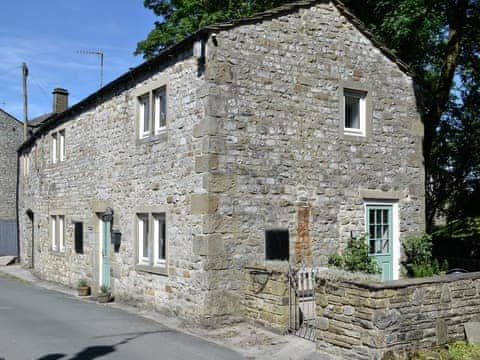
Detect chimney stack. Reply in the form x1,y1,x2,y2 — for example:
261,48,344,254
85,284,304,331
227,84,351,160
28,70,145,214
52,88,68,113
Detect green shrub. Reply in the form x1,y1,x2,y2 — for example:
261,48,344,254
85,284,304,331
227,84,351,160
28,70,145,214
99,285,110,294
448,341,480,360
403,234,448,277
328,236,380,275
77,279,88,288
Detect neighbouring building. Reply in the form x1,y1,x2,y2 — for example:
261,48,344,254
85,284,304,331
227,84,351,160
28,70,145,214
0,109,23,256
18,0,425,326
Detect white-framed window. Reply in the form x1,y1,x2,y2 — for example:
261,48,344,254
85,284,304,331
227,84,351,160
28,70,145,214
59,130,65,161
51,130,66,163
137,214,150,264
138,94,150,139
51,216,57,251
137,86,167,139
344,89,366,136
153,213,166,266
136,212,167,269
50,215,65,252
52,133,58,163
153,88,167,134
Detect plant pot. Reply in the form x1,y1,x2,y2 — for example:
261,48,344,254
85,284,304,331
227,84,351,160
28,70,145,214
77,286,91,297
97,293,111,303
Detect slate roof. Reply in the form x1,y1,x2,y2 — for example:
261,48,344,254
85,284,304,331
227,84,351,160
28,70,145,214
19,0,416,152
0,108,22,126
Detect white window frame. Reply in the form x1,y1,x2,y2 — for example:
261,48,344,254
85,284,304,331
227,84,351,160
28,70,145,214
51,216,57,251
343,89,366,136
137,214,150,264
58,215,65,252
59,130,65,162
153,213,166,267
52,133,58,163
153,88,167,135
135,82,167,140
51,215,65,252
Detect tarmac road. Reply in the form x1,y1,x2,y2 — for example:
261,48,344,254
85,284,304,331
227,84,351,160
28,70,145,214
0,277,242,360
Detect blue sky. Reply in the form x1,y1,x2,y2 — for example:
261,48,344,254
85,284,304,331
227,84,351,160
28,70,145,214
0,1,157,120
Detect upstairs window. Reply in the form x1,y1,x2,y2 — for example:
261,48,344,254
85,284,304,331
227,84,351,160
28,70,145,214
138,94,150,139
23,153,30,176
52,133,57,163
51,130,66,163
344,89,366,136
153,88,167,133
137,86,167,139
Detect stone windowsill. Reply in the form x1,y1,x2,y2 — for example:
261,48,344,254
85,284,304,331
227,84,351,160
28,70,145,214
50,249,66,257
135,264,168,276
136,131,168,146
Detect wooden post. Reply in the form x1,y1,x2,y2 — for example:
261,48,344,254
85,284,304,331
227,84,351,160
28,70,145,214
22,62,28,140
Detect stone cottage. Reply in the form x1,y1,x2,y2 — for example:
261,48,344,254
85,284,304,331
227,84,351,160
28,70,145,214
18,0,425,326
0,109,23,256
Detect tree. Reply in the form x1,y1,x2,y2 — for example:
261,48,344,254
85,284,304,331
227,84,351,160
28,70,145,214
135,0,286,58
136,0,480,228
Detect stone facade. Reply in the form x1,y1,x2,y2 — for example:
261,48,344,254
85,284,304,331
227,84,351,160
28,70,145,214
19,1,425,326
0,109,22,220
315,272,480,359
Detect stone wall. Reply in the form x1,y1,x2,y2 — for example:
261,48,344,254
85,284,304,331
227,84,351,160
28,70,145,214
18,49,213,323
0,110,22,220
243,265,290,334
203,0,425,317
316,271,480,359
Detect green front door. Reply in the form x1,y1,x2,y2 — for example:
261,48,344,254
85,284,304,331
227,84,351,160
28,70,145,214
100,213,112,288
366,205,393,281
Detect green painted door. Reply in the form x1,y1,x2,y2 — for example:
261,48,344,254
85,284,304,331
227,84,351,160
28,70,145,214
366,205,393,281
101,218,111,288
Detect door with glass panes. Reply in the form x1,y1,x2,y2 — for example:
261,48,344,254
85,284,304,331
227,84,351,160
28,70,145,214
366,205,393,281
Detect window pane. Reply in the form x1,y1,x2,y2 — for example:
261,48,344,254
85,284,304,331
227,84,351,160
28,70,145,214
345,95,360,129
369,210,375,225
143,218,149,259
154,214,166,262
74,222,83,254
139,95,150,136
369,225,375,239
52,134,57,163
59,216,64,251
59,131,65,161
154,88,166,131
51,216,56,250
138,215,149,262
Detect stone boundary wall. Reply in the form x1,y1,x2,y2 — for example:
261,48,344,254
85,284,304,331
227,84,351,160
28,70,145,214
316,271,480,359
243,265,289,334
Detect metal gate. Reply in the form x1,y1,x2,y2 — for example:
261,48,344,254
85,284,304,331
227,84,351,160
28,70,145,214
288,265,319,341
0,219,18,256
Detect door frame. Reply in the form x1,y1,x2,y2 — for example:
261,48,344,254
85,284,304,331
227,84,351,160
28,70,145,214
364,200,400,280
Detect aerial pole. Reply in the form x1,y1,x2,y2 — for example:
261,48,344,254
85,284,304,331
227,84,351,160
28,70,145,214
22,62,28,140
77,49,104,88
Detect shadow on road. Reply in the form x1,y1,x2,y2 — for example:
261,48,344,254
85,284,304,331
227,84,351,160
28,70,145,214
36,330,169,360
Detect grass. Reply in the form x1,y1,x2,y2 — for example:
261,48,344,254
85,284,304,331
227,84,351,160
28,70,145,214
448,341,480,360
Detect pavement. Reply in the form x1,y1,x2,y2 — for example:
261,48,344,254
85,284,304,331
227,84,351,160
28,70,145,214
0,265,321,360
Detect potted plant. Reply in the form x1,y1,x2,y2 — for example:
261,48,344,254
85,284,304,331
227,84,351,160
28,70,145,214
97,285,111,303
77,279,91,296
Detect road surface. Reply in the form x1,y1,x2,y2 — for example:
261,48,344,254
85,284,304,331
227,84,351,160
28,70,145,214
0,277,242,360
